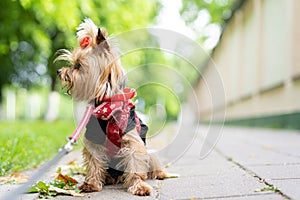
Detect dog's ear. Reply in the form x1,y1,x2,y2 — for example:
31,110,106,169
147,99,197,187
96,28,106,44
96,28,110,49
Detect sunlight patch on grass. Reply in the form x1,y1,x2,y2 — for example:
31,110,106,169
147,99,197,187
0,121,77,176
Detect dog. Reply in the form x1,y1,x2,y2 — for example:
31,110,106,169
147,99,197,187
55,18,166,196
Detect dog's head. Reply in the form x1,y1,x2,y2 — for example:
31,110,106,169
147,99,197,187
55,18,126,102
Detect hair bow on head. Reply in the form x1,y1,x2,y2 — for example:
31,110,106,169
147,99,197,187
80,37,91,48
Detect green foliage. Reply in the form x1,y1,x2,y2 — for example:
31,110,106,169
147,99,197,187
124,48,197,120
181,0,237,25
0,0,210,121
29,179,82,198
0,120,76,176
0,0,161,93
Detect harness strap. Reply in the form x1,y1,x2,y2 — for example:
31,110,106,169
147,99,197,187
100,88,136,102
67,88,138,147
68,104,94,143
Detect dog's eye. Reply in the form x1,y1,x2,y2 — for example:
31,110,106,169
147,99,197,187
74,62,81,70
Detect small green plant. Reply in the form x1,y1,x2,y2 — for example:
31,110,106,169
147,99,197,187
28,173,83,198
227,157,233,161
255,185,280,193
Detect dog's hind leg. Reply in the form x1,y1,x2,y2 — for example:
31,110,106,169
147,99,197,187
79,138,107,192
148,153,167,180
117,130,153,196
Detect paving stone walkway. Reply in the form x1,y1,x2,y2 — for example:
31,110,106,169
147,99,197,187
1,124,300,199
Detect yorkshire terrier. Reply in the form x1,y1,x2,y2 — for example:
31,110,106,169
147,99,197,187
55,18,166,196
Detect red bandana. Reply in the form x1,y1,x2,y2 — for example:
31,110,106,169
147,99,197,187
93,88,141,156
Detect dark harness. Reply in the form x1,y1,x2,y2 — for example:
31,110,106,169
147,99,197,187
84,88,148,157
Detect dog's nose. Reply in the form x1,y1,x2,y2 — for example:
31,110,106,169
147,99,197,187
57,69,62,75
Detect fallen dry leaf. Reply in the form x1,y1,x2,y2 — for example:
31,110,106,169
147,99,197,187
67,159,78,165
262,145,273,150
49,185,84,197
0,172,28,184
165,172,180,178
55,173,78,185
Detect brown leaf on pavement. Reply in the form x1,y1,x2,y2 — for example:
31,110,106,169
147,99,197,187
55,173,78,185
0,172,29,184
67,158,78,165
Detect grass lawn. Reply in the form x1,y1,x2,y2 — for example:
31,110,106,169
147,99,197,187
0,120,78,176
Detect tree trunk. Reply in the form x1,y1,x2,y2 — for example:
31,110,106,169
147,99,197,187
44,30,65,121
44,76,60,121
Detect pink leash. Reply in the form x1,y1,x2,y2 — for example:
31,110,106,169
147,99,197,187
63,104,94,152
1,104,95,200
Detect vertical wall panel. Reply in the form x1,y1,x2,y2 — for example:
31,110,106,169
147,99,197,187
195,0,300,121
241,2,257,97
262,0,287,88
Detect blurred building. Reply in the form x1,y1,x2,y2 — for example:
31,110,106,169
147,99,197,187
195,0,300,129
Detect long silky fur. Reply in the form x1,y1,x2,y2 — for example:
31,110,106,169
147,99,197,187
55,19,126,102
82,138,108,189
116,132,150,189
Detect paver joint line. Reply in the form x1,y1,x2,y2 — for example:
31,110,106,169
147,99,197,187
214,147,292,200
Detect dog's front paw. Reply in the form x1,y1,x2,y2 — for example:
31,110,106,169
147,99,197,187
128,181,153,196
156,170,167,180
79,182,102,193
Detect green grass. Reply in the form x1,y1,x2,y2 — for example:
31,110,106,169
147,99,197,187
0,120,77,176
0,119,171,177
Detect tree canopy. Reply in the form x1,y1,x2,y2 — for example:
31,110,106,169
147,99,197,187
0,0,240,121
181,0,237,25
0,0,161,95
180,0,238,49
